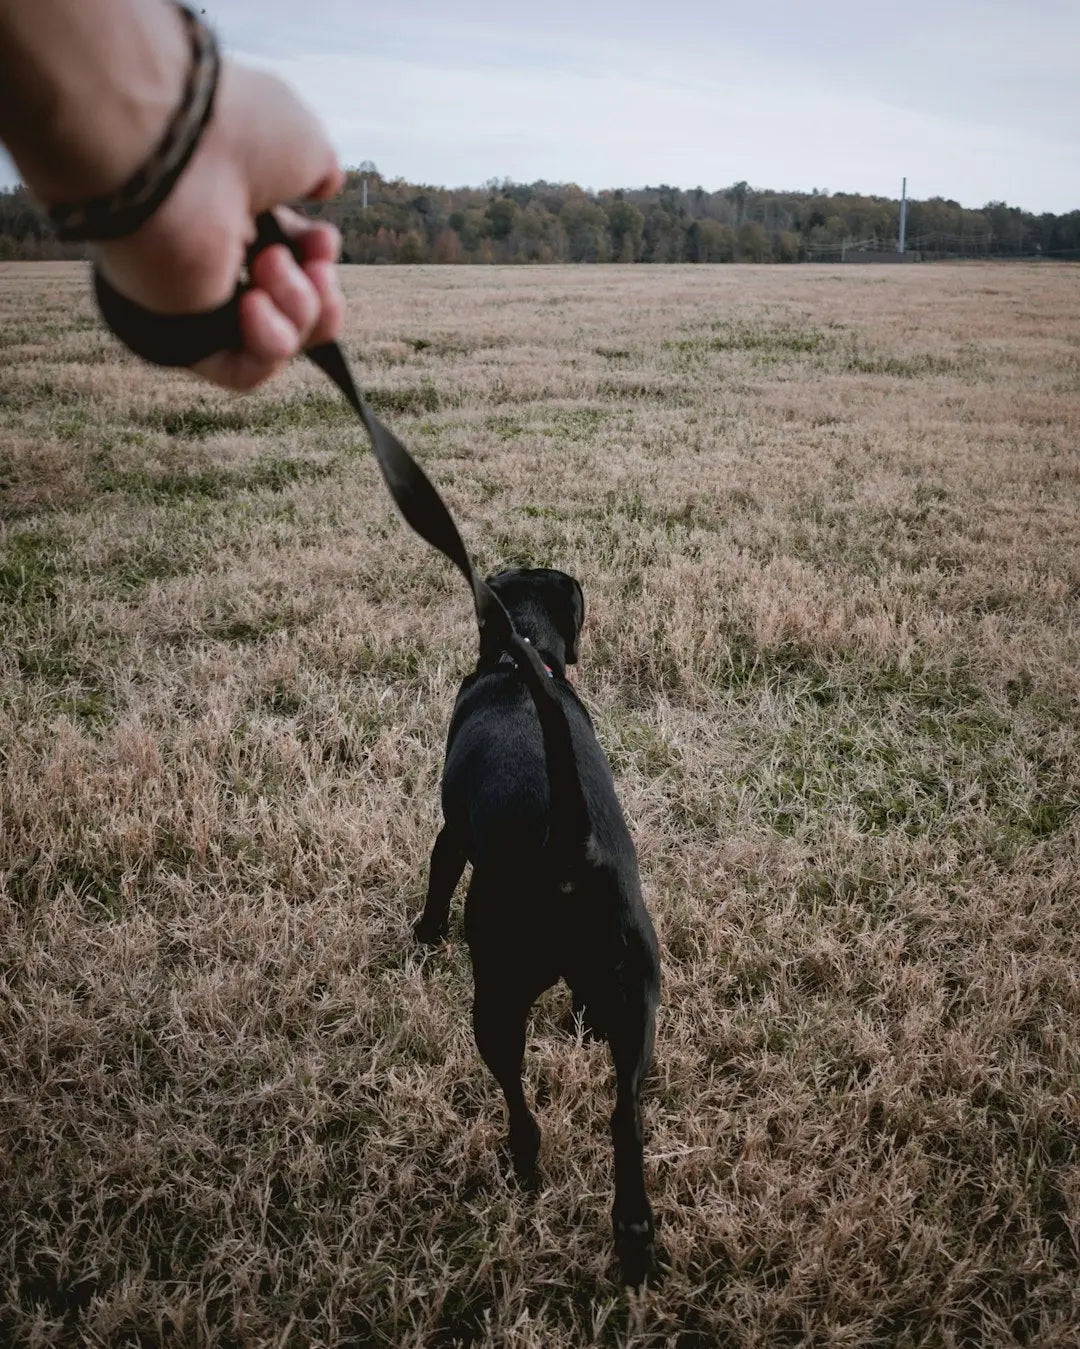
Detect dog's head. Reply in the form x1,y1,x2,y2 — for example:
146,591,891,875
486,567,585,670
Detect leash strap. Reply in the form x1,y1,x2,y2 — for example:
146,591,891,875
93,212,549,677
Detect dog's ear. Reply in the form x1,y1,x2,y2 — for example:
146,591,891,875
557,573,585,665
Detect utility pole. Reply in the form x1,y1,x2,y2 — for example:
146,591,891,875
898,176,907,254
362,177,368,211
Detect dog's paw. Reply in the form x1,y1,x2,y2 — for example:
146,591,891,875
413,916,448,946
614,1211,656,1289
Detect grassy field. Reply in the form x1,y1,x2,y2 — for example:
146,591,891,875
1,259,1078,1347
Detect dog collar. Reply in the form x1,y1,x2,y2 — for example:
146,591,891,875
496,643,554,678
522,637,554,678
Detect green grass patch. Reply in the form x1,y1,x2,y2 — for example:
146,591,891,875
123,381,449,442
668,323,826,356
844,351,959,378
484,404,615,441
0,528,68,607
366,381,444,417
97,455,338,501
133,388,357,437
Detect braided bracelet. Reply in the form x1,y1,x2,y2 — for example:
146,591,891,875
49,4,220,243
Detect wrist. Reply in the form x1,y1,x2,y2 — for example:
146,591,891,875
0,0,189,206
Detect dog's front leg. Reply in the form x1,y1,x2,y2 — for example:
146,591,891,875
414,825,466,944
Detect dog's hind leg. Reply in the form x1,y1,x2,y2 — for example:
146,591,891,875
414,825,467,945
608,987,658,1287
472,975,542,1183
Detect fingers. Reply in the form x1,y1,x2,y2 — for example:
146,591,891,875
271,215,344,344
300,258,344,348
188,286,313,392
187,286,291,390
249,244,319,344
189,242,344,392
244,220,344,361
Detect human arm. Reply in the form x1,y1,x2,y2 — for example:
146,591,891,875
0,0,344,389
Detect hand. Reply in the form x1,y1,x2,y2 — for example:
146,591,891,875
95,61,345,390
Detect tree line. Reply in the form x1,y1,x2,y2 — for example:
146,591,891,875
2,167,1078,264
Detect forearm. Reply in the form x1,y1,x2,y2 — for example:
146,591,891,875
0,0,188,205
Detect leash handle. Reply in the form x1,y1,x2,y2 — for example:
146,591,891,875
94,211,287,367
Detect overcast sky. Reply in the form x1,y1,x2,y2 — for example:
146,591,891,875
3,0,1078,212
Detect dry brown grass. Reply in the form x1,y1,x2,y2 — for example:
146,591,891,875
2,259,1079,1347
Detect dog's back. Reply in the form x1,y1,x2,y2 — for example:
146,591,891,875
442,669,634,874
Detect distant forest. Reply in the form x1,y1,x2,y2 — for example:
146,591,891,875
2,167,1078,264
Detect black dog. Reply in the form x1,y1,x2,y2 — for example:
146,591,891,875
414,566,660,1286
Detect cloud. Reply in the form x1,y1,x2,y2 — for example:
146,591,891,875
232,36,1079,212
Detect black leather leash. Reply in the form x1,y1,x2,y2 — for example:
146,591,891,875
94,212,551,684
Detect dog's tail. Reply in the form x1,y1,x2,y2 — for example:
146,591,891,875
478,591,595,866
